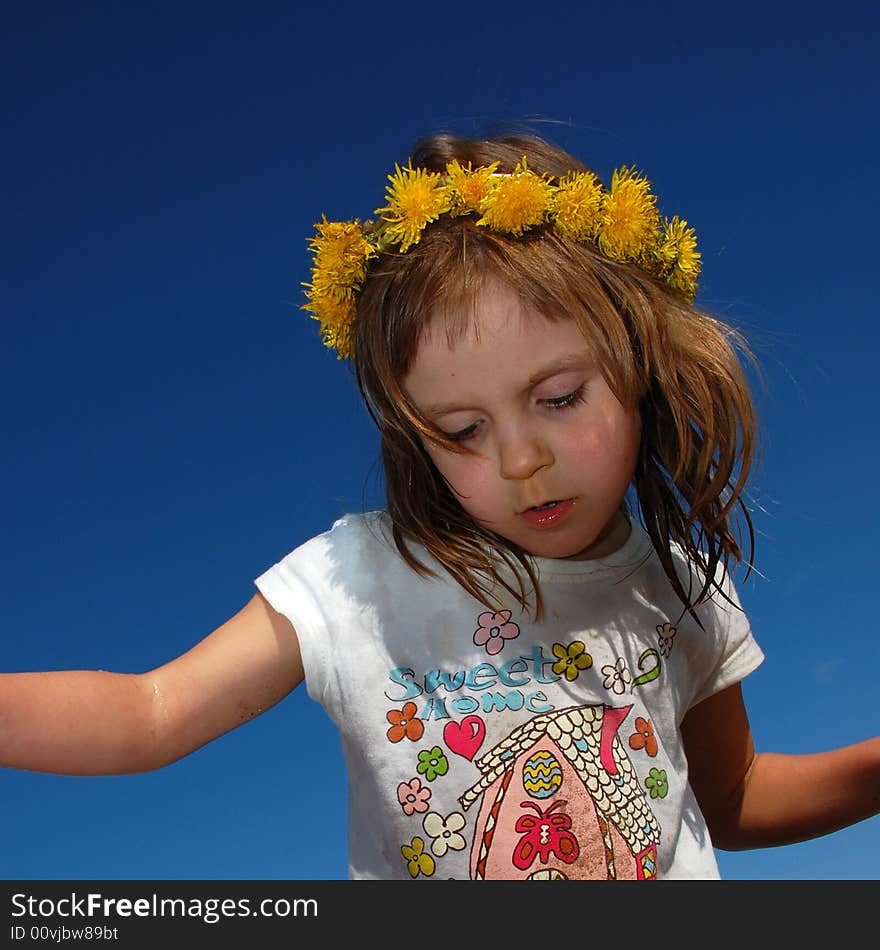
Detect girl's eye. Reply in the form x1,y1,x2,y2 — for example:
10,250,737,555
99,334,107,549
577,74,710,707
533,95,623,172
441,386,585,441
445,422,479,442
542,386,585,410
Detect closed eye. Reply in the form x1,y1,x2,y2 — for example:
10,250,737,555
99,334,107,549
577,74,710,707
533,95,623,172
442,387,585,442
445,421,479,442
542,386,585,410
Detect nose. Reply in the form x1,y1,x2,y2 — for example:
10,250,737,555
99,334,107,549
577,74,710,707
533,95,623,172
498,423,553,480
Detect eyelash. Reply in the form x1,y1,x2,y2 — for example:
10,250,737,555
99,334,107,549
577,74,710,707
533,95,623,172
544,387,586,411
444,386,586,442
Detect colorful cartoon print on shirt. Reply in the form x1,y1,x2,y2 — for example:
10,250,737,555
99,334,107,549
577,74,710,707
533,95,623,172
387,607,672,879
443,715,486,760
458,703,661,880
473,609,520,655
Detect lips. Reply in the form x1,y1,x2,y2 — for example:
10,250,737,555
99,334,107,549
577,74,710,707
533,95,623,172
519,498,575,528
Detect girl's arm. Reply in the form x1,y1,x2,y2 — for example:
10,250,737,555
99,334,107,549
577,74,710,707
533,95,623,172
681,683,880,850
0,593,303,776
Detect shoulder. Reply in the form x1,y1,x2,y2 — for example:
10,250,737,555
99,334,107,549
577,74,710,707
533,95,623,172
656,536,764,706
636,526,749,627
270,509,398,576
303,508,393,548
253,509,404,647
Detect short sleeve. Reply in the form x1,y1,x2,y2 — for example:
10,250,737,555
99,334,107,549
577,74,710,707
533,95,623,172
254,527,340,709
689,569,764,708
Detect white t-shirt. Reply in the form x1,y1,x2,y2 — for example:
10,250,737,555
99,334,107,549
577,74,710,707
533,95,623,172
256,510,763,881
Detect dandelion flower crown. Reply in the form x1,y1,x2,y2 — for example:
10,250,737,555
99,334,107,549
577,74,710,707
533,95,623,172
302,156,701,359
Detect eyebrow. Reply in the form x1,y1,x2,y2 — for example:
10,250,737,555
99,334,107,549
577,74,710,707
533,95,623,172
420,354,592,417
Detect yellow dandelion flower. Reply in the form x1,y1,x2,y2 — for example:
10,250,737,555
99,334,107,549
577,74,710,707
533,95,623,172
306,218,375,303
553,171,604,242
477,158,554,235
301,292,357,360
660,215,701,300
376,163,451,252
598,166,660,262
445,159,499,215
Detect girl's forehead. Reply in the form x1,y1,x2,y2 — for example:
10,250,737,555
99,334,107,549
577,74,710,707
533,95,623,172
421,277,577,349
412,296,595,384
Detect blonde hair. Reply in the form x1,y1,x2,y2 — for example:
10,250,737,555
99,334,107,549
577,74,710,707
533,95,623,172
352,132,756,622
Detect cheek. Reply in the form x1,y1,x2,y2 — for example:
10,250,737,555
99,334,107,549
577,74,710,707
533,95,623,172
610,413,642,481
569,407,641,479
430,452,497,511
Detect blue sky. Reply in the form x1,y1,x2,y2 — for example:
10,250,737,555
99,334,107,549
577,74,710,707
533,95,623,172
2,1,878,880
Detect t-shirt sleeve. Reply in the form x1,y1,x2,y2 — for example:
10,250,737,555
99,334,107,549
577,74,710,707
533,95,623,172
688,569,764,709
253,528,340,710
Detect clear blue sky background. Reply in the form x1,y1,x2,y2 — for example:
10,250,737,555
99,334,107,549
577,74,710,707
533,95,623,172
3,2,878,880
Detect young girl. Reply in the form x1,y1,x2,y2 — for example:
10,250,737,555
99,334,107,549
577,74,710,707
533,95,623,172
3,132,878,881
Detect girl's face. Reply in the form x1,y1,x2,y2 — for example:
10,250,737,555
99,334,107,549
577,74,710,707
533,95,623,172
403,278,641,560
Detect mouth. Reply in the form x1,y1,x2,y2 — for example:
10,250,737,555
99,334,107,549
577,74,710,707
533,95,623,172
519,498,575,528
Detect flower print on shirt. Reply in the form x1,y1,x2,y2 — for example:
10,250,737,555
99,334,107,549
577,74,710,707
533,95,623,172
423,811,467,857
551,640,593,681
473,609,520,655
628,716,658,757
398,778,432,816
656,622,677,658
402,837,436,878
646,767,669,799
417,746,449,782
602,657,632,695
386,701,425,743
